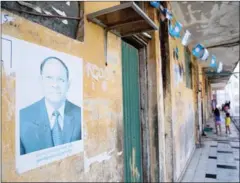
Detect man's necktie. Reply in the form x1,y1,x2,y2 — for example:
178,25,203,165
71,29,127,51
52,111,63,146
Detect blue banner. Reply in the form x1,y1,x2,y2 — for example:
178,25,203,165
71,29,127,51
169,21,182,38
192,44,205,58
210,55,217,68
150,1,160,8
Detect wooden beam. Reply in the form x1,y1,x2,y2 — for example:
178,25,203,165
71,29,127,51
106,19,145,31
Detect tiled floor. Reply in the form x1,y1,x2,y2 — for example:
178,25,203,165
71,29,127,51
181,117,240,182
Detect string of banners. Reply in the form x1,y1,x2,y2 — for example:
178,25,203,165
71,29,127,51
150,1,223,73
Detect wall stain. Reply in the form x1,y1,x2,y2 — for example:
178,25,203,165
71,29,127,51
2,3,123,181
130,148,140,182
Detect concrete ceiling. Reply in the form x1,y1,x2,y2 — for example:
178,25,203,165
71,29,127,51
170,1,239,85
211,83,226,90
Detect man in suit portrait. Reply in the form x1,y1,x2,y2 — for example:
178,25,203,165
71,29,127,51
20,56,82,155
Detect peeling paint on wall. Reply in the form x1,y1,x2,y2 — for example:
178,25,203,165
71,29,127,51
169,35,196,181
1,69,15,122
179,102,195,168
84,149,114,172
43,10,52,15
83,98,121,158
62,20,68,25
51,6,67,17
17,1,42,13
130,148,140,181
1,2,123,181
66,2,70,6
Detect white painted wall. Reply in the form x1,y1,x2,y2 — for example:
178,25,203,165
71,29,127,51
216,90,227,107
225,62,239,116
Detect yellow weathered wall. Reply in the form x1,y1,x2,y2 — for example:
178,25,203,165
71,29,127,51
191,56,200,145
2,2,124,181
200,67,208,125
168,35,196,181
198,65,205,124
145,4,166,181
198,66,212,125
206,79,212,120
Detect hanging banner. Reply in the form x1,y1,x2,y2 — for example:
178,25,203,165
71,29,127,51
159,4,164,11
181,30,191,46
200,48,209,61
149,3,219,69
192,44,205,58
164,8,173,20
159,8,172,21
217,62,223,73
169,21,182,38
160,10,166,22
150,1,160,8
210,55,217,68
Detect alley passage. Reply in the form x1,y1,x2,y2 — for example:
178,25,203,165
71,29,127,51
182,116,239,182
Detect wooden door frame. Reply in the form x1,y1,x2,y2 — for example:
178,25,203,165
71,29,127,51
197,92,203,145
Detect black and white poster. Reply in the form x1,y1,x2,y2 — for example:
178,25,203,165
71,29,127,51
2,34,83,173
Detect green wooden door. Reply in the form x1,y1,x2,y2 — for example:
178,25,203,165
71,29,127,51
122,41,142,182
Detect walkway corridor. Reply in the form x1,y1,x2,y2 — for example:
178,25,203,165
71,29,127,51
182,117,240,182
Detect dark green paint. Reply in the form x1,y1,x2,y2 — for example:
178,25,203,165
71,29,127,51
122,41,142,182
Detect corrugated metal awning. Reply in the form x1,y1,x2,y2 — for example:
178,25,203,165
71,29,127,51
87,2,158,37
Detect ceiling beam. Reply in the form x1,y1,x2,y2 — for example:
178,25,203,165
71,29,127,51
206,40,240,49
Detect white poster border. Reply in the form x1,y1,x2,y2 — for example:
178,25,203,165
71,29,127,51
2,34,84,174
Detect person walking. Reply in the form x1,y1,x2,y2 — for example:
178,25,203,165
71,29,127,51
214,106,222,135
225,112,231,135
